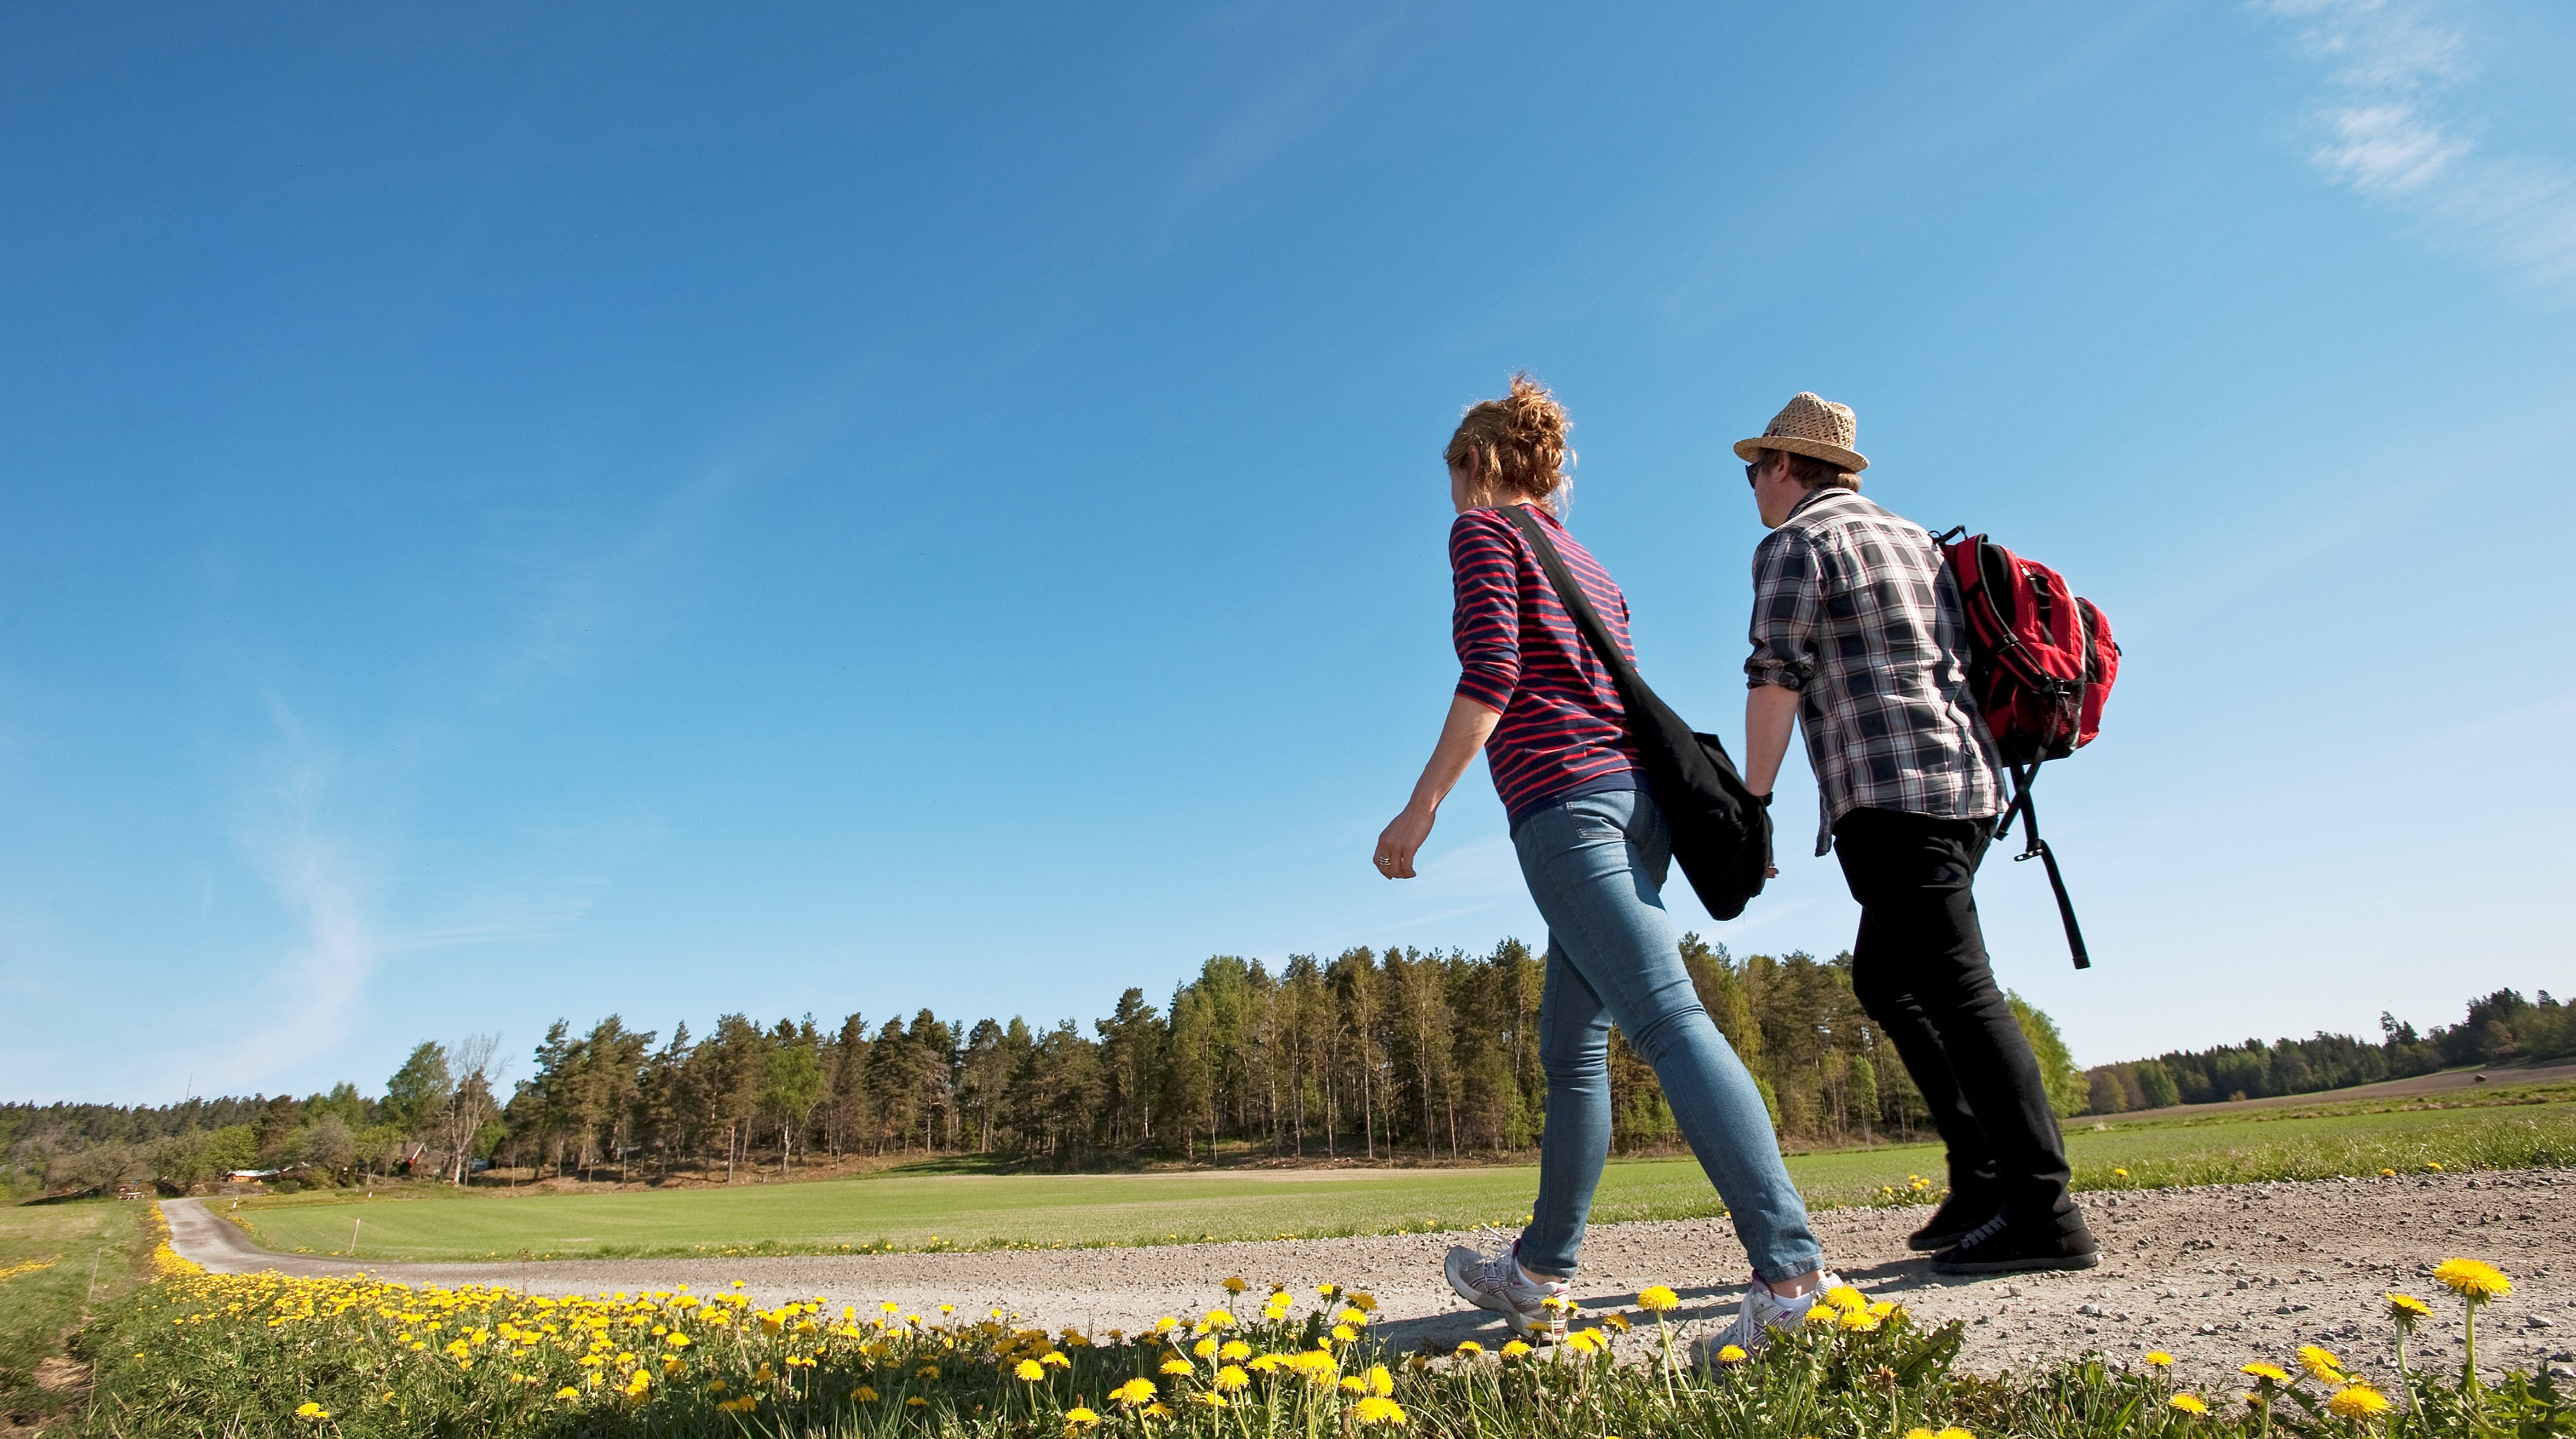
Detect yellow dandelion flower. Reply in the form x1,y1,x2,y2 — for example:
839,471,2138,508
1214,1364,1250,1392
1160,1359,1194,1376
1353,1395,1408,1426
1839,1308,1882,1332
1042,1351,1072,1368
2242,1363,2291,1383
1717,1344,1748,1364
1803,1305,1840,1327
2432,1259,2510,1300
2145,1351,2175,1368
1111,1377,1157,1406
1368,1364,1394,1397
1194,1337,1218,1358
1223,1276,1248,1294
555,1386,581,1400
2327,1383,2392,1419
2298,1345,2346,1383
1824,1285,1868,1313
295,1402,330,1420
1454,1340,1484,1355
1331,1324,1359,1343
1500,1340,1533,1359
853,1386,879,1401
2170,1394,2209,1415
1603,1312,1631,1331
1339,1375,1366,1394
1220,1340,1250,1361
2113,1167,2130,1178
1637,1285,1680,1313
1015,1360,1046,1382
2380,1168,2397,1177
1563,1329,1606,1353
2384,1293,2433,1325
1349,1292,1378,1313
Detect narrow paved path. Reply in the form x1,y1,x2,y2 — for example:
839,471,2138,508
163,1170,2576,1392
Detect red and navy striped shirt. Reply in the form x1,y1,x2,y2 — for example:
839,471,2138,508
1450,503,1643,827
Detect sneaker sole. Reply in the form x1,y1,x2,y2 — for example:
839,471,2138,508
1929,1250,2101,1275
1444,1260,1541,1336
1906,1231,1970,1253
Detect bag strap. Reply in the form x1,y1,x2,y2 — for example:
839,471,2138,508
1497,505,1639,692
1999,761,2092,970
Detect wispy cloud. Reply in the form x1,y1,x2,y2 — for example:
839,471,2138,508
1148,16,1401,247
187,701,613,1096
2266,0,2576,297
215,702,383,1085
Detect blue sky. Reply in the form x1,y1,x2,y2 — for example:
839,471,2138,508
4,2,2570,1105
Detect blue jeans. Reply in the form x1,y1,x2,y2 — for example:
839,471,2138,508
1511,787,1823,1283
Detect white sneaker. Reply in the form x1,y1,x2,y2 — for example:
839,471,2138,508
1443,1243,1570,1338
1690,1270,1841,1369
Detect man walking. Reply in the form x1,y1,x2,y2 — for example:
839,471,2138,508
1733,393,2098,1274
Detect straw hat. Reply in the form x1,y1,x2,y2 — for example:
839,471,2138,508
1733,392,1868,473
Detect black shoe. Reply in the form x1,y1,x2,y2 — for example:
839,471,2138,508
1929,1214,2100,1275
1906,1192,1999,1253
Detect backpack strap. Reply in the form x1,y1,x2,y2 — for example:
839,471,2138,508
1999,761,2091,969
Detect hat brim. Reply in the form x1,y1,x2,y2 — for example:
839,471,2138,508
1733,435,1868,472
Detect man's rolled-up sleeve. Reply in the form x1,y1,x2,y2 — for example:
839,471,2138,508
1450,513,1520,713
1744,529,1821,691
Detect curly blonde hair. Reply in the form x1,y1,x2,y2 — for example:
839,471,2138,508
1446,372,1573,514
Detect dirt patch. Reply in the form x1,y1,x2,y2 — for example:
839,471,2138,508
2,1356,91,1437
27,1360,85,1397
166,1170,2576,1394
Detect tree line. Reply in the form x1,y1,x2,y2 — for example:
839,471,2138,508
16,959,2562,1197
2079,987,2572,1115
479,939,2089,1185
7,937,2095,1194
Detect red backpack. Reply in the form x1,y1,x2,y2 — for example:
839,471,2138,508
1935,529,2121,969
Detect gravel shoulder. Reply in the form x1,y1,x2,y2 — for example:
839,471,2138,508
162,1169,2576,1391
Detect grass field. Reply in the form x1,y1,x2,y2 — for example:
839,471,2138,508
0,1197,156,1421
76,1255,2557,1439
226,1087,2576,1262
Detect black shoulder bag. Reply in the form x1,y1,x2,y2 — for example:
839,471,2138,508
1499,506,1772,920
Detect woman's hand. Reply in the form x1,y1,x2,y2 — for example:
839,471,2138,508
1373,697,1502,880
1373,805,1436,879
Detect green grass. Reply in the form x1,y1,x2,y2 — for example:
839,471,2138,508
226,1090,2576,1263
68,1257,2576,1439
1,1197,157,1420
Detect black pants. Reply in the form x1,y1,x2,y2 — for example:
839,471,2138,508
1833,806,2077,1233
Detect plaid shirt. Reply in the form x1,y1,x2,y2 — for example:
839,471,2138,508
1745,487,2005,855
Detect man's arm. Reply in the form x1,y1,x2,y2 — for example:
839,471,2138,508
1742,527,1818,829
1744,683,1798,797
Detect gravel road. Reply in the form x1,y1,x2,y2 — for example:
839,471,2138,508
163,1169,2576,1392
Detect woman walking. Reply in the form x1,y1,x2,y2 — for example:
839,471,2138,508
1373,375,1837,1357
